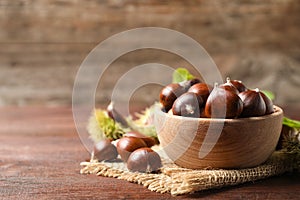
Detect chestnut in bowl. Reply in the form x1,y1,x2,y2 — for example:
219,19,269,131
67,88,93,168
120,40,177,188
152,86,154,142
154,105,283,169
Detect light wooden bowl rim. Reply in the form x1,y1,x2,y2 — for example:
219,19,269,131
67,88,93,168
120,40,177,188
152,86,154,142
156,105,283,123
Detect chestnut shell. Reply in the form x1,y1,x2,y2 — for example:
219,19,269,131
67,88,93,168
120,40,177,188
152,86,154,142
230,80,247,93
188,83,212,103
205,87,243,118
107,102,128,127
239,89,266,117
116,137,147,162
172,92,203,118
93,139,118,161
179,78,201,91
127,147,162,172
260,92,274,114
219,79,239,94
159,83,186,112
123,131,157,147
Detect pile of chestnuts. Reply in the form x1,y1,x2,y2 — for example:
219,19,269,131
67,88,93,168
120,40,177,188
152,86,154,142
160,77,274,119
93,131,162,172
93,131,162,173
92,102,161,173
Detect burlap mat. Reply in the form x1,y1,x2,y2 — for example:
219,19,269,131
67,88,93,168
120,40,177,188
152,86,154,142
80,149,298,196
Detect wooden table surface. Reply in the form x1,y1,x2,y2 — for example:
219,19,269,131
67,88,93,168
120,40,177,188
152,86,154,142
0,106,299,200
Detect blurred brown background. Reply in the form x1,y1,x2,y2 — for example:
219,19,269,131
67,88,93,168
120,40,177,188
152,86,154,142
1,0,299,112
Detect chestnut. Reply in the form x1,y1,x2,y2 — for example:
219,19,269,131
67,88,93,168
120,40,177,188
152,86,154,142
123,131,157,147
205,83,243,118
127,147,162,173
107,102,129,127
187,83,212,103
219,77,239,94
179,78,201,91
93,139,118,162
159,83,186,112
260,92,274,114
238,88,266,117
230,79,247,93
200,109,208,118
172,92,203,118
116,137,147,162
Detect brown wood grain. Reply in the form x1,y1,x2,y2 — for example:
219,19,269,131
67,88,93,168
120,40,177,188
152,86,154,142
0,106,299,199
157,106,283,169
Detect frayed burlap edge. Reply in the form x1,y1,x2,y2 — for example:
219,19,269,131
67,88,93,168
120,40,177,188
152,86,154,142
80,151,298,196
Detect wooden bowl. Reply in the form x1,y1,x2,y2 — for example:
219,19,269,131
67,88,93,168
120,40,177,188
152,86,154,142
154,106,283,169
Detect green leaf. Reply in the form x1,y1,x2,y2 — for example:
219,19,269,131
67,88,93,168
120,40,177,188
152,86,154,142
283,117,300,129
172,68,195,83
261,90,275,101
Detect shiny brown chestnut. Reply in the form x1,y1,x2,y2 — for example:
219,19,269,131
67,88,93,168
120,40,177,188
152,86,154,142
159,83,186,112
260,92,274,114
123,131,157,147
187,83,212,103
93,139,118,161
116,137,147,162
238,88,266,117
127,147,162,173
172,92,203,118
179,78,201,91
205,83,243,118
107,102,129,127
219,77,239,94
230,79,247,93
